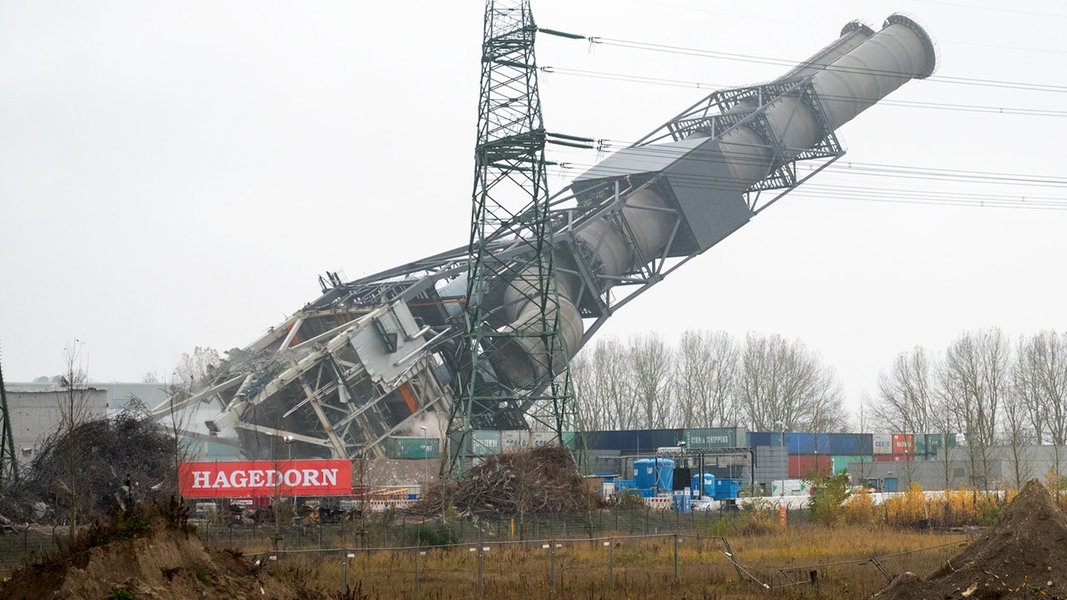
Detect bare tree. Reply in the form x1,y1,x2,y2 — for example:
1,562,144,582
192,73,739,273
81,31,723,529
57,340,93,527
1002,382,1034,488
672,330,738,428
629,333,673,428
1015,331,1067,445
871,347,937,434
736,333,847,432
940,328,1010,490
571,338,634,430
1014,331,1067,497
174,346,222,385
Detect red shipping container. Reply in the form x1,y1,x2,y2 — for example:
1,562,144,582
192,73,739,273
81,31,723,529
788,454,832,478
873,454,913,463
892,433,914,455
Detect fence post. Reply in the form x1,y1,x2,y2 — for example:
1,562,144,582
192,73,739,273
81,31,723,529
673,533,679,581
477,545,485,597
414,545,421,597
341,548,348,595
549,539,556,591
608,537,614,587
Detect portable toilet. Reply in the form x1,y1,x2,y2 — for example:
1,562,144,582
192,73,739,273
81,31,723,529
633,457,674,493
690,472,716,498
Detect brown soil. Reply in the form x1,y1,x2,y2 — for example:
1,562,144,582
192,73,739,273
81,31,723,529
874,479,1067,599
0,527,311,600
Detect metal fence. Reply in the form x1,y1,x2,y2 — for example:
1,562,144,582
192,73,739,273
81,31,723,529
224,530,965,598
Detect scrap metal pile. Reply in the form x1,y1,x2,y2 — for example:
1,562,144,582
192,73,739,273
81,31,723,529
411,446,600,518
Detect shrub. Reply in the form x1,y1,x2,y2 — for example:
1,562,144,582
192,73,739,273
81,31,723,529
807,472,851,527
413,521,458,547
705,497,781,536
841,488,878,526
884,482,927,527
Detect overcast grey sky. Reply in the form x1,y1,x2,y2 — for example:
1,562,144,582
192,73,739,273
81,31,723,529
2,1,1065,420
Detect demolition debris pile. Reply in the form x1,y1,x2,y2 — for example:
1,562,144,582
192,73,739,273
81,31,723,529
412,446,599,518
874,479,1067,600
0,411,179,525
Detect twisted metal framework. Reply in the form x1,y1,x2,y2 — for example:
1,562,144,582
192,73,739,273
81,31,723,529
448,0,580,472
160,14,934,470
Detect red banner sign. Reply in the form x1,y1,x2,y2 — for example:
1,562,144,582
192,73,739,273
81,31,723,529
179,460,352,499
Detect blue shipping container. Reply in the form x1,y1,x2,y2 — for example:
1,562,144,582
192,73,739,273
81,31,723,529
786,433,815,455
649,428,684,450
829,433,864,455
747,431,784,447
787,432,831,455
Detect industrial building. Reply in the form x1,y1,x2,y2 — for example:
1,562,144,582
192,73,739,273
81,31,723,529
3,383,108,469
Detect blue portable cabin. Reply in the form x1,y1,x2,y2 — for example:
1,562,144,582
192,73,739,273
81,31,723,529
633,457,674,493
714,478,743,501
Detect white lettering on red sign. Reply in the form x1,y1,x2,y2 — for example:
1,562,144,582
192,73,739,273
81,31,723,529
180,460,350,498
190,468,340,489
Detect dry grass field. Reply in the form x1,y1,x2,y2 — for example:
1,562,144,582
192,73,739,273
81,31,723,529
252,524,969,599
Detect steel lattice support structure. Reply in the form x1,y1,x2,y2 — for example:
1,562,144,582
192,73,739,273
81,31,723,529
158,13,935,470
0,360,18,486
448,0,581,473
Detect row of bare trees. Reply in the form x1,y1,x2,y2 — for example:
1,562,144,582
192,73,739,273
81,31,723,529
569,331,848,432
868,328,1067,487
869,328,1067,442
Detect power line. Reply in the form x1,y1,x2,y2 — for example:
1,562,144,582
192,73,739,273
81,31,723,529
542,66,1067,117
573,37,1067,94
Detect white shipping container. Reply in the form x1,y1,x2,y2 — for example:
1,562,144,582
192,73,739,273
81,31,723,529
872,433,893,455
501,430,529,451
770,479,810,496
531,431,558,447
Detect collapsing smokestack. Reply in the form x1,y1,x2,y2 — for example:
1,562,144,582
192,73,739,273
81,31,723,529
492,14,936,386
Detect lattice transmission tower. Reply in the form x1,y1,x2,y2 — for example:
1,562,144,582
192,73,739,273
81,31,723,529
447,0,588,473
0,356,18,486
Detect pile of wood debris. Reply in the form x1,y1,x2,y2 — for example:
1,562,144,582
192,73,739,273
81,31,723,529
410,446,600,519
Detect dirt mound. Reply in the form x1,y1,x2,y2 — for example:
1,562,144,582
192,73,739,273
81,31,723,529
0,527,309,600
874,479,1067,600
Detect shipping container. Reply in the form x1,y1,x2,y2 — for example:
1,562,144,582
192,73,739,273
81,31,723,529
913,434,926,456
892,433,914,455
562,431,577,449
830,455,872,474
829,433,868,455
471,430,501,456
873,454,913,462
500,430,527,452
787,454,831,478
387,436,440,459
649,429,685,450
770,479,810,496
684,427,746,449
785,432,831,455
872,433,893,455
923,433,956,457
747,431,784,447
531,431,557,448
827,429,862,452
